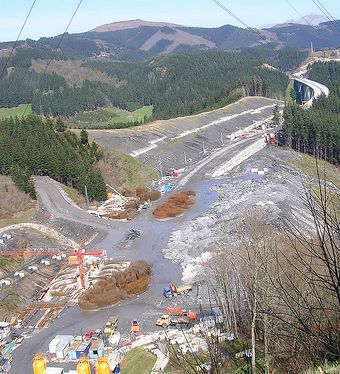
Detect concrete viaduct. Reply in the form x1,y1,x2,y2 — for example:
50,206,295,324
292,72,330,108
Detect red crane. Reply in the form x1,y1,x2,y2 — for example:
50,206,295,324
0,247,105,289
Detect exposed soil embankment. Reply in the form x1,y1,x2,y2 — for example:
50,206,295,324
78,261,151,310
153,191,196,219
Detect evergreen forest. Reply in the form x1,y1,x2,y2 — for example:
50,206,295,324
0,115,106,199
284,61,340,164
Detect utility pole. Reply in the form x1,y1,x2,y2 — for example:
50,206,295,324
158,157,163,178
184,151,187,165
84,185,89,208
220,132,224,145
202,141,206,154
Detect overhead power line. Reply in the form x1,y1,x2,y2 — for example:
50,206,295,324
210,0,262,36
0,0,37,79
211,0,250,29
312,0,340,33
313,0,336,22
22,0,84,116
283,0,313,26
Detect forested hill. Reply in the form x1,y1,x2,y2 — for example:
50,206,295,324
80,51,288,119
0,51,288,121
284,61,340,164
0,116,106,199
1,19,339,61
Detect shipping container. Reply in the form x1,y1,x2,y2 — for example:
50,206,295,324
49,338,60,354
55,339,70,359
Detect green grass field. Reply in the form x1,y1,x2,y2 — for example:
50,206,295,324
288,152,340,188
121,347,156,374
0,104,32,119
99,149,158,190
68,105,153,129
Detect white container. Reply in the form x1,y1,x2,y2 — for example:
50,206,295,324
49,338,60,354
56,340,70,359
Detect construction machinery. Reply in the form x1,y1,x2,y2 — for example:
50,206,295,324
130,320,140,334
165,307,197,320
156,314,192,327
103,315,118,335
0,245,105,290
163,284,192,298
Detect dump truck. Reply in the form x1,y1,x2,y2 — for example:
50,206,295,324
156,314,191,327
104,316,118,335
165,307,197,320
163,284,192,298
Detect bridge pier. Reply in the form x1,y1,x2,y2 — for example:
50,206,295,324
293,79,313,105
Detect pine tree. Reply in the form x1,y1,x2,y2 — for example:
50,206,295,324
80,129,89,145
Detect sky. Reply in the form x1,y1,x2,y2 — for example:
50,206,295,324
0,0,339,42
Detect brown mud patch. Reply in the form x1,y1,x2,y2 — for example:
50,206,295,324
153,191,196,219
78,261,151,310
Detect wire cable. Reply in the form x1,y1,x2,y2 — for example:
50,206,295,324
211,0,250,29
0,0,37,79
314,0,336,22
22,0,84,116
312,0,340,33
210,0,262,36
283,0,313,26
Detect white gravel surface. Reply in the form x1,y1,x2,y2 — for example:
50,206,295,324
163,147,315,284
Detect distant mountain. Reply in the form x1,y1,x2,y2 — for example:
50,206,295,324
293,14,329,26
91,19,184,32
263,14,329,29
0,19,340,62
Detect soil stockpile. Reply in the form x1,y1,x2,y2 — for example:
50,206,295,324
78,261,151,310
153,191,196,219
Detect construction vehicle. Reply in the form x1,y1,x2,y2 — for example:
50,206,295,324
103,316,118,335
165,307,197,320
163,284,192,298
130,320,140,334
156,314,192,327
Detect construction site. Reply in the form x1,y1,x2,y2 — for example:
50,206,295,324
0,229,153,330
0,96,288,374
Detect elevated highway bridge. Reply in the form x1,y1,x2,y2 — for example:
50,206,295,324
293,72,330,108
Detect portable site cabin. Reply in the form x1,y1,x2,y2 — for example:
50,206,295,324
0,357,10,372
1,341,16,359
67,340,81,360
49,338,60,354
50,335,73,355
56,339,70,359
89,339,104,359
75,341,91,359
55,335,73,343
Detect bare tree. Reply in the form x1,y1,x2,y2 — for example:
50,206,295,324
268,164,340,370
